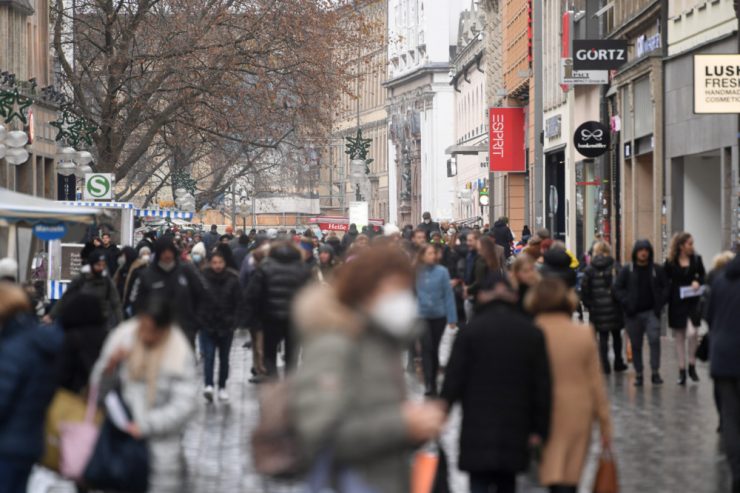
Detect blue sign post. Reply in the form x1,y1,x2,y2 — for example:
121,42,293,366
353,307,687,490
33,222,68,241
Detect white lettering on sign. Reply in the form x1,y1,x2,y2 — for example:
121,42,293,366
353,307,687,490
491,114,505,159
636,33,661,59
575,48,626,62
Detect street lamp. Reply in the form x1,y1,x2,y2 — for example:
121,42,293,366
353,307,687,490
0,125,30,165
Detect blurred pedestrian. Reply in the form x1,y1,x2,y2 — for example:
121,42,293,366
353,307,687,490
511,253,540,315
91,297,198,493
521,225,532,245
0,283,62,492
122,247,150,318
316,244,338,284
614,239,669,387
291,246,446,493
189,241,207,269
232,234,250,270
341,223,359,252
50,251,123,330
526,278,612,493
442,274,551,493
0,257,18,283
491,217,515,259
113,246,138,299
244,241,311,376
664,232,706,385
416,244,457,396
241,243,270,382
203,224,220,251
418,211,441,240
581,241,627,374
540,243,577,288
129,238,208,346
200,251,241,402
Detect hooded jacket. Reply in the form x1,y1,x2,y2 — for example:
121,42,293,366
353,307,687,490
290,286,414,493
0,314,63,461
581,255,623,333
614,240,668,317
708,255,740,378
51,269,123,329
491,220,514,258
244,244,312,326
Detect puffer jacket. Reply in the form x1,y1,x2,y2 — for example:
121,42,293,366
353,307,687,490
91,319,198,493
581,255,623,333
245,244,312,326
291,286,417,493
0,315,63,461
202,267,242,336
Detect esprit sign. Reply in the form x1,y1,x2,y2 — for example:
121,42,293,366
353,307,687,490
573,40,628,70
573,121,610,158
83,173,114,200
489,107,526,173
694,54,740,114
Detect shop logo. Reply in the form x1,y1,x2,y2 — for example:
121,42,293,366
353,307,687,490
83,173,114,200
573,40,628,70
574,121,610,158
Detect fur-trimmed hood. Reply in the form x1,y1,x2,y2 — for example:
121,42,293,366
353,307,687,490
292,284,363,338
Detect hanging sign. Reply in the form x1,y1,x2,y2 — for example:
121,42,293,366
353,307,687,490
574,121,611,158
33,222,68,241
83,173,114,200
573,40,628,70
694,54,740,114
489,107,526,172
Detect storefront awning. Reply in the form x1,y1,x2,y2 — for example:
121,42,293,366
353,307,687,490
0,188,101,224
136,209,194,220
61,201,135,209
445,144,488,155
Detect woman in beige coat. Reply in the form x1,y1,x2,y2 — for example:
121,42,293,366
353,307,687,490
527,278,612,493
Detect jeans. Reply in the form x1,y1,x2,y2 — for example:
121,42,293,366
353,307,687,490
597,328,624,371
0,458,33,493
625,310,661,374
469,471,516,493
201,331,233,388
717,378,740,491
421,317,447,396
264,321,294,377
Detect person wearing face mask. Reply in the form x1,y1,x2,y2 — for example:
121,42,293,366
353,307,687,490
291,245,446,493
113,246,138,299
417,211,441,241
189,241,207,269
49,251,123,330
90,297,197,493
128,238,208,347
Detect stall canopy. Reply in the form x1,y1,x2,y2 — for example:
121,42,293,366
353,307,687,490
0,188,101,224
136,209,194,220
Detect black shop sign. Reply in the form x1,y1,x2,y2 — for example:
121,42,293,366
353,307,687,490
574,121,610,158
573,40,628,71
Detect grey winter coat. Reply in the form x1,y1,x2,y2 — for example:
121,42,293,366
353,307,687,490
91,319,198,493
291,286,417,493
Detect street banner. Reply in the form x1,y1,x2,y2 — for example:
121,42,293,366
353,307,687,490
489,107,526,172
694,54,740,114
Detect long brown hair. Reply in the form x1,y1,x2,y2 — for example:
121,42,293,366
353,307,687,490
333,246,414,307
667,232,692,264
478,236,501,271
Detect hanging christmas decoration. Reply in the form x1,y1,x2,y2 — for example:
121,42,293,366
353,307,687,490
0,89,32,125
50,107,97,147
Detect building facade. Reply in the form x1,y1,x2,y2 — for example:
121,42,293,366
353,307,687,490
386,0,466,225
0,0,59,198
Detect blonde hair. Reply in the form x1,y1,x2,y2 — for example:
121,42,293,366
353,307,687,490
524,278,579,315
712,251,735,272
592,241,612,257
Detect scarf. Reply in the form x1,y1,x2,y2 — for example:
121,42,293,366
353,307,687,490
128,325,172,406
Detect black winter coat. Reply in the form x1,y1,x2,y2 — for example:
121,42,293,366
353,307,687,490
129,262,208,340
202,268,242,336
245,245,312,326
491,220,514,258
664,255,706,328
708,255,740,378
614,240,669,317
581,255,623,333
441,301,552,474
51,273,123,329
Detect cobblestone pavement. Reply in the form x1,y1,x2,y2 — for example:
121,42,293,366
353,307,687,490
29,330,732,493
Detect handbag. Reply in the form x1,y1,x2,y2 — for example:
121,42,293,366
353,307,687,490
593,448,618,493
41,389,90,472
83,390,149,493
696,333,710,362
59,387,100,481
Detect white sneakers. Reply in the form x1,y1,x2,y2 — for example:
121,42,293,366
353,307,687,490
204,385,229,403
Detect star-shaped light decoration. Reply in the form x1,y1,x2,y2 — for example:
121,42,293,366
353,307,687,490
345,128,373,162
50,108,78,145
70,117,97,147
0,89,32,125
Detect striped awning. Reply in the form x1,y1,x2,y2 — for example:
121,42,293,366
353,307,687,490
136,209,194,220
47,280,69,300
62,201,135,209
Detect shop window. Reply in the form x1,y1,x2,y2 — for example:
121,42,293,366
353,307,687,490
633,76,653,139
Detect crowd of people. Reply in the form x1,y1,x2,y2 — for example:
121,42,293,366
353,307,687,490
0,212,739,492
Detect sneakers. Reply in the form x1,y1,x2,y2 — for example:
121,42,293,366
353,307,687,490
203,385,214,402
652,373,664,385
688,364,700,382
218,388,229,402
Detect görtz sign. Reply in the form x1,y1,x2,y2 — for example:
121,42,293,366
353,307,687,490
573,40,628,71
694,54,740,114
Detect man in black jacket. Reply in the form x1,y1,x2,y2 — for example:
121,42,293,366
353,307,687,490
614,239,669,387
128,238,208,346
417,211,441,240
244,241,312,376
491,217,515,259
441,274,551,493
708,253,740,492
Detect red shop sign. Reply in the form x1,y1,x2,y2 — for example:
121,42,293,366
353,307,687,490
489,107,526,173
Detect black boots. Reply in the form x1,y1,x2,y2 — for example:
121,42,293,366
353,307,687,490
678,369,687,386
651,373,664,385
634,374,644,387
613,359,628,372
688,364,700,382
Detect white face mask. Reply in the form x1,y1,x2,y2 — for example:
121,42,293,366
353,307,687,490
369,290,418,339
141,254,151,263
117,256,126,267
158,260,176,272
192,254,203,264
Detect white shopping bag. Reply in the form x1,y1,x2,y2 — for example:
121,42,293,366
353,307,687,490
438,325,458,368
